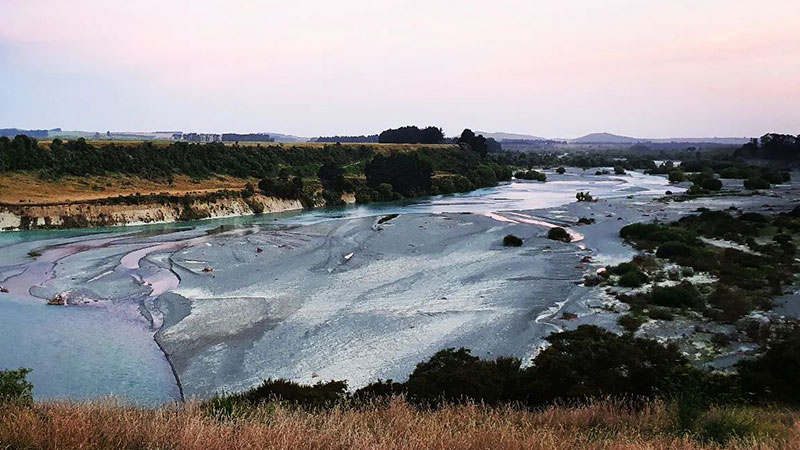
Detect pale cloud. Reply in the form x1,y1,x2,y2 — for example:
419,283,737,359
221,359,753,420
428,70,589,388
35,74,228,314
1,0,799,137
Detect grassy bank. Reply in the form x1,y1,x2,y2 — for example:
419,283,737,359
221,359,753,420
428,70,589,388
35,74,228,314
1,399,797,449
0,172,257,205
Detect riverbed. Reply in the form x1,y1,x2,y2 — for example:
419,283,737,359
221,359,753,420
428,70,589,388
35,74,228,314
1,168,794,403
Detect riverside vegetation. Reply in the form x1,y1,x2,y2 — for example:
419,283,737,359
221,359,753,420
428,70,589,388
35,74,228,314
0,128,514,229
2,324,799,448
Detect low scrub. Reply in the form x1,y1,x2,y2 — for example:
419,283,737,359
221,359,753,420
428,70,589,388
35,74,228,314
514,170,546,182
546,227,571,243
618,270,650,288
0,368,33,405
651,281,703,309
744,177,771,190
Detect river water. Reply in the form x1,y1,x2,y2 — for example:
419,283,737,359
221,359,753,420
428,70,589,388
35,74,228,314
0,170,674,404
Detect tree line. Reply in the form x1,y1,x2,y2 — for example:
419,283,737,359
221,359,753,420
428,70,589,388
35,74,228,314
0,135,373,180
735,133,800,161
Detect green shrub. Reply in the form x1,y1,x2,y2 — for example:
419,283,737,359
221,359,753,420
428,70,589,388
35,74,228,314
719,167,747,179
354,188,373,204
737,328,800,405
668,171,686,183
547,227,571,243
503,234,523,247
514,170,546,182
743,177,770,190
651,281,702,309
555,167,566,174
606,262,635,276
656,241,696,259
620,223,698,247
647,307,674,321
618,270,649,288
206,378,348,414
740,212,768,223
613,166,626,175
693,408,761,445
404,348,520,407
707,287,753,323
575,191,593,202
527,325,692,404
0,368,33,406
762,171,790,184
321,189,345,206
687,184,709,196
700,177,723,191
618,314,646,333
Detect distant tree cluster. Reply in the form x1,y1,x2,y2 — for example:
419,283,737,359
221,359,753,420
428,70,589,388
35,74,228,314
314,135,379,143
0,135,372,180
456,129,501,157
0,128,52,139
221,133,274,142
735,133,800,161
378,126,444,144
0,131,517,207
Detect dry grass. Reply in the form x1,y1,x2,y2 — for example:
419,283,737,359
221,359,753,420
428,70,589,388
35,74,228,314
1,399,797,450
0,173,257,205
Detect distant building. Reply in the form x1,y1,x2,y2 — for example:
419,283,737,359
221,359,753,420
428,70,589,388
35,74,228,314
221,133,274,142
181,132,221,142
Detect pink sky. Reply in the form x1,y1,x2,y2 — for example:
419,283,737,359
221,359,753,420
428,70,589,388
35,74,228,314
1,0,799,137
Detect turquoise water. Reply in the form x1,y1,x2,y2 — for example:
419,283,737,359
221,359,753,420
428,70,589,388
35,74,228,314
0,298,181,405
0,170,673,403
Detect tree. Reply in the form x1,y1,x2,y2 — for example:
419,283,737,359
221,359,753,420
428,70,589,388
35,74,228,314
405,348,522,406
699,177,722,191
457,129,488,158
317,159,346,192
524,325,690,404
378,126,444,144
668,171,686,183
365,152,433,196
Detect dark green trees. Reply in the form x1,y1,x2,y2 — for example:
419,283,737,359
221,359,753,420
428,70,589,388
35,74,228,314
378,126,444,144
365,152,433,196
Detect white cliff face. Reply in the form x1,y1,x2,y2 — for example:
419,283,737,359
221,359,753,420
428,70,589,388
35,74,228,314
0,194,304,231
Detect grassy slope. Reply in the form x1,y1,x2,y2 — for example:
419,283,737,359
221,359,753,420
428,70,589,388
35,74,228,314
0,400,797,449
0,173,257,205
0,141,458,204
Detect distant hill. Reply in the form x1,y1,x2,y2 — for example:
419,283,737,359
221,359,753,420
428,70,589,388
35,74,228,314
570,133,640,144
476,131,548,142
569,132,749,146
0,128,60,138
647,137,750,145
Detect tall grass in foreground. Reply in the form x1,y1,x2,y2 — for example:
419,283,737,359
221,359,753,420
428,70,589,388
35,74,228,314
1,399,798,450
